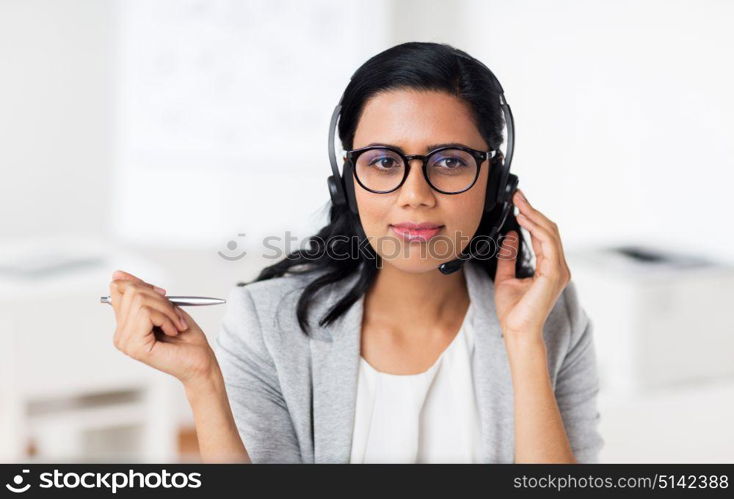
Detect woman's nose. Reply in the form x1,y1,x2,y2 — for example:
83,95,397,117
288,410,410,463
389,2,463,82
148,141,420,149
396,158,436,207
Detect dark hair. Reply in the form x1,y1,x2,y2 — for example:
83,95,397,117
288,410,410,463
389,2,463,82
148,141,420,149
238,41,534,336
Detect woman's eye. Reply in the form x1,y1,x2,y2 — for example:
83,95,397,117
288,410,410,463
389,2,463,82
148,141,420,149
369,157,398,169
435,157,466,168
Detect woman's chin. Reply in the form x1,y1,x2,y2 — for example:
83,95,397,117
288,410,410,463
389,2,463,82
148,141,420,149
379,256,450,274
370,234,462,273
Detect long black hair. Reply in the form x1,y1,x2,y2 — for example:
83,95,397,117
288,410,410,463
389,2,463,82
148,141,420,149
238,42,534,336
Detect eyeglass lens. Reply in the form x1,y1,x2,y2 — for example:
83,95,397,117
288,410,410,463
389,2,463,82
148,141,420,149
354,148,479,193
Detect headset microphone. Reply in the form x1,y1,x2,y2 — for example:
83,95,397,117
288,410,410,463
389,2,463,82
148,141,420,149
327,53,519,275
437,170,518,274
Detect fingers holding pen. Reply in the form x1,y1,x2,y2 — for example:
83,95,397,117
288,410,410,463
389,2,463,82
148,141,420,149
109,269,166,321
137,305,180,339
105,271,219,386
112,269,167,295
110,279,188,333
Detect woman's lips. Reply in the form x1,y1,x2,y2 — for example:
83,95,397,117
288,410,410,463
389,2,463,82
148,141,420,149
389,224,444,243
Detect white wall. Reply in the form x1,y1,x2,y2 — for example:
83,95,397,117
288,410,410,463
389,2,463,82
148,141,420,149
463,0,734,262
111,0,392,251
0,0,113,239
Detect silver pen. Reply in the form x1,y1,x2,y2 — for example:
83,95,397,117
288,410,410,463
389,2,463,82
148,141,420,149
100,296,226,306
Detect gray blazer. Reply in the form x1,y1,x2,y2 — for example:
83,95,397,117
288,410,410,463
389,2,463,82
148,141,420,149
213,260,604,463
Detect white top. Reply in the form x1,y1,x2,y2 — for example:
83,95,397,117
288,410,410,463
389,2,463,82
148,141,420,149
349,300,482,463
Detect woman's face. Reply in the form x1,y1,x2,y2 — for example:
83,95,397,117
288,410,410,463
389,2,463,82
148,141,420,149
352,89,490,274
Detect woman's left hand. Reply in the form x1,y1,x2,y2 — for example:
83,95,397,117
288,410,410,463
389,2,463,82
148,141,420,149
494,189,572,344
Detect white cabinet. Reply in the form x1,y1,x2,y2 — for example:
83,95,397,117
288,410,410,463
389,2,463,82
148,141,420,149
0,237,179,462
569,245,734,462
569,245,734,396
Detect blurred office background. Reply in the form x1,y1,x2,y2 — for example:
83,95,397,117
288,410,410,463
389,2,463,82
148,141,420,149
1,0,732,463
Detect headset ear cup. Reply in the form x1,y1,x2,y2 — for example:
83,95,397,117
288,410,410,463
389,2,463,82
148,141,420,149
343,161,358,215
485,156,502,213
327,175,346,208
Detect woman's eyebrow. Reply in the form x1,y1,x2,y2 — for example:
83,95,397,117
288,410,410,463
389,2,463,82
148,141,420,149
364,142,472,153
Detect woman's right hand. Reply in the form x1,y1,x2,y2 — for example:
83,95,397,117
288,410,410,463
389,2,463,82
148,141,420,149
107,270,218,386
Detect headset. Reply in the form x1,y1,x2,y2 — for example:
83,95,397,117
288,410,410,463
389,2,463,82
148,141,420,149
327,51,519,275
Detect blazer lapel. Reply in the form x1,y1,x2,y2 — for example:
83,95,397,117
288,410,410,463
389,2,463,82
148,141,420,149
309,273,364,463
464,261,515,463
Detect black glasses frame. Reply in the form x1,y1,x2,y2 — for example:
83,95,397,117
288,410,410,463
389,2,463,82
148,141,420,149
345,145,496,195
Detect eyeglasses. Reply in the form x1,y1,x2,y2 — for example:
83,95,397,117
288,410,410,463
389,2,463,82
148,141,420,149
346,144,496,195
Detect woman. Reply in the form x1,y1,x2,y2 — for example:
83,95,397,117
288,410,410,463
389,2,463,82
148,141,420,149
108,42,603,464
